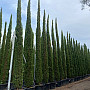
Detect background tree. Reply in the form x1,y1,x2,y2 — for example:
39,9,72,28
81,0,90,9
35,0,43,84
52,20,60,81
13,0,23,88
47,15,54,82
1,15,12,84
0,22,7,83
41,10,49,83
24,0,34,87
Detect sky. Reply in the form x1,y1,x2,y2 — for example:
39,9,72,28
0,0,90,49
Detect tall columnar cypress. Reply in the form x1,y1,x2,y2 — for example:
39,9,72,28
41,10,49,83
66,32,70,78
87,49,90,74
24,0,34,87
0,22,7,83
84,44,88,75
61,31,67,79
70,37,74,77
36,0,42,84
75,40,78,77
52,20,60,81
80,46,84,76
55,19,63,80
0,8,2,44
73,38,76,77
1,15,12,84
13,0,23,88
47,15,54,82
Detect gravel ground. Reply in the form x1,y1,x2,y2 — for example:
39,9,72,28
52,77,90,90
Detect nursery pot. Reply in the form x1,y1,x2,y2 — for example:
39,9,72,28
65,78,70,84
0,83,8,90
56,81,61,87
35,84,44,90
44,83,50,90
50,82,56,89
69,78,74,83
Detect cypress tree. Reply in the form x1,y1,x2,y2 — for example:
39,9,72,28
24,0,34,87
52,20,60,81
73,38,76,77
87,49,90,74
0,8,2,44
35,0,43,84
55,19,63,80
66,32,70,78
0,22,7,83
41,10,49,83
83,44,88,75
13,0,23,88
47,15,54,82
61,31,67,79
75,40,78,77
1,15,12,84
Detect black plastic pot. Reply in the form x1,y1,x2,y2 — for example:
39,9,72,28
61,79,67,86
69,78,74,83
50,82,56,89
56,81,61,87
44,83,50,90
35,84,44,90
0,83,8,90
65,78,70,84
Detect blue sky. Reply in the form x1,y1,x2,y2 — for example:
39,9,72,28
0,0,90,48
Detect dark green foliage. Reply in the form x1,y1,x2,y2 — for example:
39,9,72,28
47,15,54,82
55,19,63,80
83,44,88,75
87,49,90,74
41,10,49,83
61,31,67,79
35,0,43,84
0,22,7,83
13,0,23,88
66,32,70,78
24,0,34,87
52,20,60,81
0,8,2,44
1,15,12,84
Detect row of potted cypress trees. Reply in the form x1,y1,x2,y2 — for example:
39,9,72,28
0,0,90,89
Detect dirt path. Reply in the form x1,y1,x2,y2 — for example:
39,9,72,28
52,77,90,90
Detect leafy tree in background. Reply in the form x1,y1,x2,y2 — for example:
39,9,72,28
61,31,67,79
0,22,7,83
0,8,2,44
55,19,63,80
24,0,34,87
81,0,90,9
41,10,49,83
1,15,12,84
47,15,54,82
52,20,60,81
13,0,23,88
35,0,43,84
